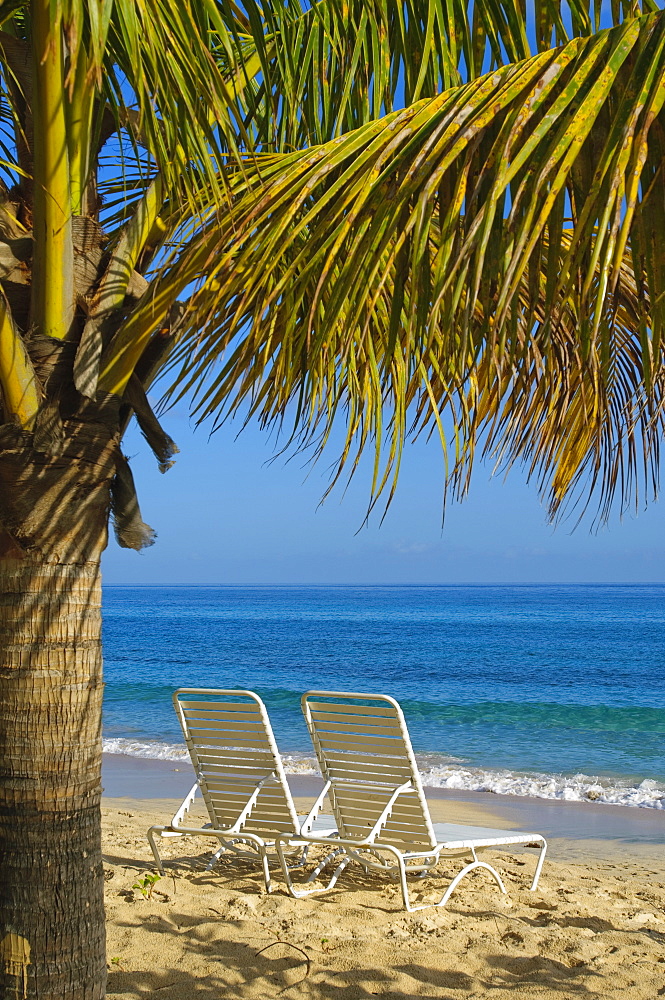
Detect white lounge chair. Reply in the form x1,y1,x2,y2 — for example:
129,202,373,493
275,691,547,910
147,689,334,891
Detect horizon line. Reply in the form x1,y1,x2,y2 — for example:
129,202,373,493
101,580,665,587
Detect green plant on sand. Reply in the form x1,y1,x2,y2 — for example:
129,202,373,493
132,873,162,901
0,0,664,998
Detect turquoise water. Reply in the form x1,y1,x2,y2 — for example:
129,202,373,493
102,584,665,808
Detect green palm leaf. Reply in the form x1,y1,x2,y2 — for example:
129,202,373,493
144,10,665,517
209,0,662,150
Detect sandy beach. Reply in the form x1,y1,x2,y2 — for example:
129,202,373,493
103,757,665,998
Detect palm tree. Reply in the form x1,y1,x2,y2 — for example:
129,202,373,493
0,0,662,996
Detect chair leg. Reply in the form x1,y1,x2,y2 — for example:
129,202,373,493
260,848,273,893
306,848,345,883
396,853,414,911
529,839,548,891
275,839,353,899
211,834,274,893
285,843,311,869
147,826,169,874
205,840,229,871
381,846,507,912
437,861,506,907
275,838,312,898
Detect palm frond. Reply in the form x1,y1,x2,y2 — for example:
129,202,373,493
209,0,663,151
102,0,249,214
149,10,665,518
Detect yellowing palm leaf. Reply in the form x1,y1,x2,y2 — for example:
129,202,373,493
132,12,665,517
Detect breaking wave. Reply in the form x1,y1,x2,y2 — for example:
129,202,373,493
418,762,664,809
102,738,664,809
103,738,189,761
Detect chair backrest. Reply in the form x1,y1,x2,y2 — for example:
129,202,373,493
173,689,300,837
302,691,437,850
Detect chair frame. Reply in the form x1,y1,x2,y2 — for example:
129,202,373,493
275,690,547,911
147,688,329,892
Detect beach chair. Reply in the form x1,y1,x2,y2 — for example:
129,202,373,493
147,689,334,892
275,691,547,911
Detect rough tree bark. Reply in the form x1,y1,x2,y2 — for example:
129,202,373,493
0,418,117,999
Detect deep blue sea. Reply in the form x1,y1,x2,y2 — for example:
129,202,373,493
102,585,665,809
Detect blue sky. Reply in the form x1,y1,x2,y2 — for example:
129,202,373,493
102,402,665,585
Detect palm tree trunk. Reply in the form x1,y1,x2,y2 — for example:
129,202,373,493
0,420,116,999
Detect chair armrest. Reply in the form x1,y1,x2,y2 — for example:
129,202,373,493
170,783,199,829
300,781,331,834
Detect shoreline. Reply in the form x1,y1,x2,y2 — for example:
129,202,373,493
102,738,665,811
102,752,665,864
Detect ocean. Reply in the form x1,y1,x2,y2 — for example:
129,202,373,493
102,584,665,810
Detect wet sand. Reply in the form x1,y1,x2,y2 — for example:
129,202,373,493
102,752,665,863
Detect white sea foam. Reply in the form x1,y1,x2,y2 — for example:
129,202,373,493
102,738,665,810
419,763,665,809
279,755,319,775
103,738,189,761
102,738,319,771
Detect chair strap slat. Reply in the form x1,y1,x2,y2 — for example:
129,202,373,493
203,782,285,795
178,699,263,713
316,732,408,752
198,764,277,777
323,751,413,770
309,718,403,737
185,719,268,733
308,701,398,717
189,735,272,749
182,712,266,726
